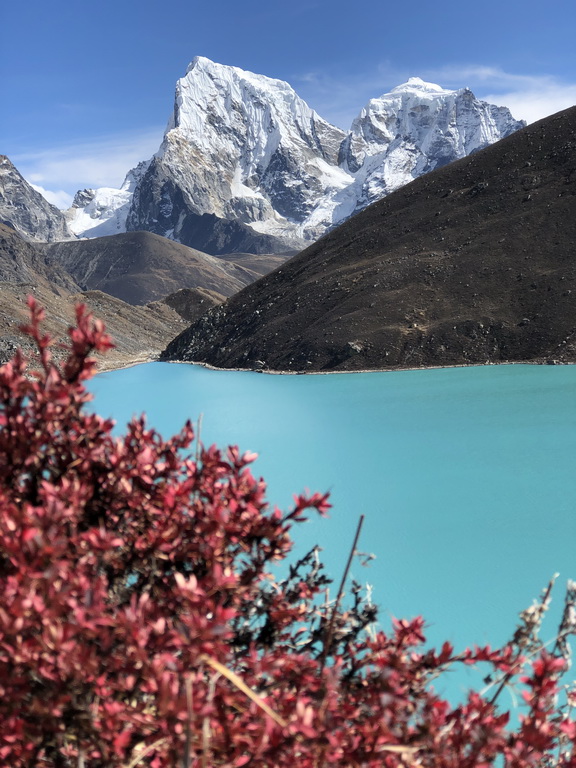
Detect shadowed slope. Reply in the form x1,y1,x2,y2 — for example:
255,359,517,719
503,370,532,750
149,287,224,323
0,224,187,368
163,107,576,372
43,231,288,305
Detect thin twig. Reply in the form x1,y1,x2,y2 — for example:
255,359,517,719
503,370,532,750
124,738,167,768
195,413,203,466
201,672,218,768
319,514,365,670
183,675,194,768
489,576,556,706
200,654,287,727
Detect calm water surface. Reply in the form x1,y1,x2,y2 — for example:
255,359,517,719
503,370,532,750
89,362,576,699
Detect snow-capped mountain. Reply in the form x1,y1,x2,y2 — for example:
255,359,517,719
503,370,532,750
0,155,74,242
68,59,525,253
337,77,526,214
124,56,350,252
65,160,150,238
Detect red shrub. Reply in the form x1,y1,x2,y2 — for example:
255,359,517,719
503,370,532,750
0,298,574,767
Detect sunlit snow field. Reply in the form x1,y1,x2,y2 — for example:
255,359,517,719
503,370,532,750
89,362,576,702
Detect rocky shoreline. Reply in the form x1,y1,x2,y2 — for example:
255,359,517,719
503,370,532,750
156,355,572,377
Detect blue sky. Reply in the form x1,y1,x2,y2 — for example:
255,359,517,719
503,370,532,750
2,0,575,207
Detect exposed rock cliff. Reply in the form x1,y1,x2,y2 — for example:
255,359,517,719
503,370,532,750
0,156,74,242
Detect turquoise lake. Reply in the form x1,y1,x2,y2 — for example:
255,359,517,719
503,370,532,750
89,362,576,701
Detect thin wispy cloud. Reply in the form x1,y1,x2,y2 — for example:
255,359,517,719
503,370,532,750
30,184,73,210
12,128,164,204
481,86,576,125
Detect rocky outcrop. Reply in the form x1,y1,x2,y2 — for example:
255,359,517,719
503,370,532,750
152,287,224,323
0,156,74,242
126,158,297,255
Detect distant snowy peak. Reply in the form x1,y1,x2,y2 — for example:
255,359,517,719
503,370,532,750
65,160,150,239
129,56,349,246
347,78,522,159
339,77,525,206
389,76,456,96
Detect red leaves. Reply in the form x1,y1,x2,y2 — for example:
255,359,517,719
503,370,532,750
287,490,332,522
0,300,575,767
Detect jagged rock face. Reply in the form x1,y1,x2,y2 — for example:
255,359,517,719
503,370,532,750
125,157,294,255
73,60,525,254
126,56,348,252
0,156,74,242
337,78,525,212
71,189,96,208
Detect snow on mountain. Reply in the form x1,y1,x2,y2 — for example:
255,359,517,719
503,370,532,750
337,77,525,213
68,61,525,253
65,161,150,238
124,56,349,250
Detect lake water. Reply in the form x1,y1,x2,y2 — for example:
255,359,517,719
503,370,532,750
89,361,576,701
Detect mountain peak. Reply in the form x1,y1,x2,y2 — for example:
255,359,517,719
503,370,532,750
186,56,238,78
387,77,455,96
183,55,298,98
148,56,347,250
187,55,213,72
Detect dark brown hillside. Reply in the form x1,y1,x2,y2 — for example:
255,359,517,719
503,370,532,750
0,222,79,292
163,106,576,372
0,224,187,369
149,287,224,323
43,231,288,305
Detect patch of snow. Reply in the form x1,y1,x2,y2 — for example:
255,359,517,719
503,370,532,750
65,160,150,239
